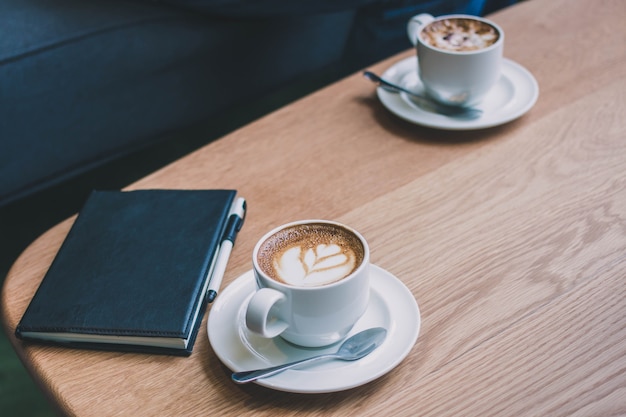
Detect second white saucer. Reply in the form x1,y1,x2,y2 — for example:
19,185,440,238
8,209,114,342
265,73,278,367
208,264,420,393
377,56,539,130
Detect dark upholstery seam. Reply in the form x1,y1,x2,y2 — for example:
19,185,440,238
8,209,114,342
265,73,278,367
0,15,198,65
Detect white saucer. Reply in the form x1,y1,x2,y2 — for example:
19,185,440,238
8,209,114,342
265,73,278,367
377,56,539,130
208,264,420,393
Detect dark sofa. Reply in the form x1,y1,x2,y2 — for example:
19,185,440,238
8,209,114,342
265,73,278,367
1,0,351,206
0,0,516,208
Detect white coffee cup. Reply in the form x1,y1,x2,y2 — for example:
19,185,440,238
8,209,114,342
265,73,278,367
246,220,370,347
407,14,504,106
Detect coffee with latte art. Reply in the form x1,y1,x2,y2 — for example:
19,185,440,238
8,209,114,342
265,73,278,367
257,223,365,287
421,18,499,52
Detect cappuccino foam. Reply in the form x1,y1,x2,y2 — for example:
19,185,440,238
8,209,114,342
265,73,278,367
257,223,365,287
421,18,499,52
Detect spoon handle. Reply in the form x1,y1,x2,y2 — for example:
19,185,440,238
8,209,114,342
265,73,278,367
232,353,337,384
363,70,483,119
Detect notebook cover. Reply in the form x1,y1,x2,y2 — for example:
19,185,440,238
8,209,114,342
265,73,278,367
15,189,237,356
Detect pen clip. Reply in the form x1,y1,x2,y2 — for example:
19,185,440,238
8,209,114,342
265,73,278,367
223,198,246,242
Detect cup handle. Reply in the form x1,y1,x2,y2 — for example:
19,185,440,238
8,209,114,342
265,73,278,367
245,288,289,338
407,13,434,46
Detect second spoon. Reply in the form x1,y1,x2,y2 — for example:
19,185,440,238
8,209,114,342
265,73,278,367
363,70,482,119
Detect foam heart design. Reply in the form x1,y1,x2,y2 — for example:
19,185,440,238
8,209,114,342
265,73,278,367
275,244,357,286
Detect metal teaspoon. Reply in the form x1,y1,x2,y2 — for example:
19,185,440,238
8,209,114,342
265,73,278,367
231,327,387,384
363,70,483,119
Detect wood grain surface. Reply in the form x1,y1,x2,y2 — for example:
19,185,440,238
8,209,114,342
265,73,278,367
2,0,625,415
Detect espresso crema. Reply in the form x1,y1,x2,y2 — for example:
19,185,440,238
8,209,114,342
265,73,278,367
257,223,365,287
421,18,499,52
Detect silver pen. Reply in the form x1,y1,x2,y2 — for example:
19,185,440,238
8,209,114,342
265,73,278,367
207,197,247,303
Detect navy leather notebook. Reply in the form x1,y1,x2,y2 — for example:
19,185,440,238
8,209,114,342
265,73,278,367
16,189,239,356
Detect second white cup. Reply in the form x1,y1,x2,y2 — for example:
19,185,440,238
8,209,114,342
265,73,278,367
407,13,504,106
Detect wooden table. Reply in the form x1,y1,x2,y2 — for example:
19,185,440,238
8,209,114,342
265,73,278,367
3,0,625,415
